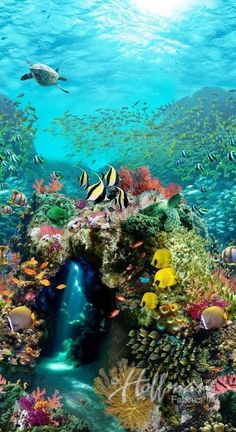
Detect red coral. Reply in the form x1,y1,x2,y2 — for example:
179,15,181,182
213,375,236,394
118,166,182,198
33,178,46,194
185,297,228,321
119,167,134,191
185,301,208,321
48,178,64,193
161,183,183,199
38,225,64,238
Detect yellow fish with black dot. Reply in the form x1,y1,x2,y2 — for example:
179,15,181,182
153,267,178,289
140,292,158,310
151,248,172,269
200,306,228,330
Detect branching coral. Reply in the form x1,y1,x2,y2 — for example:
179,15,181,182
119,166,182,198
94,358,155,431
33,177,63,194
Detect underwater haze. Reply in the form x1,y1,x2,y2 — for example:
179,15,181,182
0,1,236,432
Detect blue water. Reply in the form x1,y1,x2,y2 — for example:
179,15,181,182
1,1,236,431
0,0,235,162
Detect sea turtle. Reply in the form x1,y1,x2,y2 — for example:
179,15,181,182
20,63,69,93
141,193,183,232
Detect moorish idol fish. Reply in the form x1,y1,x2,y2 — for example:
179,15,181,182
86,173,106,203
33,155,44,165
227,151,236,161
114,186,129,211
78,168,89,189
207,152,217,162
195,163,204,172
103,165,119,187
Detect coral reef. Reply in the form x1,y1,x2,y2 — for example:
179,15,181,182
127,326,233,385
0,376,90,432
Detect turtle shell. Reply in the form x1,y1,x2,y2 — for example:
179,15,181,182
30,63,59,86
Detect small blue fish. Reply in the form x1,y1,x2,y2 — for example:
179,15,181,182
139,276,150,284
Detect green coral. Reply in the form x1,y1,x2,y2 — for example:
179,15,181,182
127,326,231,385
219,391,236,426
46,205,68,224
29,410,90,431
122,214,161,238
0,382,23,432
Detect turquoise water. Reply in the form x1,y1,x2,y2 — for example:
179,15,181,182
0,1,236,431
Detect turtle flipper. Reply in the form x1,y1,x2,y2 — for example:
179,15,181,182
56,84,69,93
58,76,67,81
20,73,33,81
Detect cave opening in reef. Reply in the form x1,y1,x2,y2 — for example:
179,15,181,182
39,257,115,371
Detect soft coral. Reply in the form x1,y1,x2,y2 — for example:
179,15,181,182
119,166,182,198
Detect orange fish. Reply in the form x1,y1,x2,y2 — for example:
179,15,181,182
110,309,120,319
139,252,146,259
127,274,133,281
35,271,46,281
131,241,144,249
116,295,126,302
40,279,50,286
26,257,38,267
23,268,36,276
12,278,20,285
40,261,48,270
126,264,133,270
56,284,66,290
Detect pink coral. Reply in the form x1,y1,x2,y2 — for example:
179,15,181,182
38,225,64,238
213,375,236,394
33,178,46,194
0,375,6,393
48,178,64,193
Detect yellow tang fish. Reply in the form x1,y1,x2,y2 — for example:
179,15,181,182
200,306,228,330
151,248,172,269
140,292,158,310
8,306,36,332
153,267,178,289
